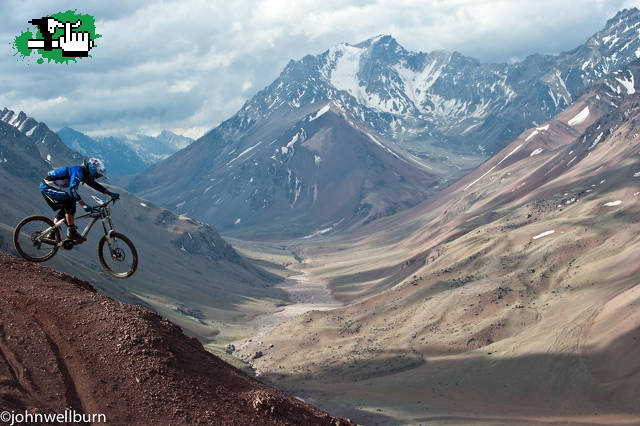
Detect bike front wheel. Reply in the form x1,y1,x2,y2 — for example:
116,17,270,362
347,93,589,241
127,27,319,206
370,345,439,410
98,232,138,278
13,215,61,262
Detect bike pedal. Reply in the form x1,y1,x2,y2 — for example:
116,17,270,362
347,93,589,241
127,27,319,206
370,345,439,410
62,239,75,250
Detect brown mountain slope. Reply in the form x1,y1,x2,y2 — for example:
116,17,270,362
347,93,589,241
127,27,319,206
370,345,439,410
0,252,351,425
236,89,640,421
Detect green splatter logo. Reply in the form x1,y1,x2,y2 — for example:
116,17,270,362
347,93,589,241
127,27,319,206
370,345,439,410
12,10,101,64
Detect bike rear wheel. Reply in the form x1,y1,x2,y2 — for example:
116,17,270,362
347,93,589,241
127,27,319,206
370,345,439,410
13,216,61,262
98,232,138,278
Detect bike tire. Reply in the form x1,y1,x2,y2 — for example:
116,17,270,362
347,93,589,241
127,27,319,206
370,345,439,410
13,215,60,262
98,232,138,278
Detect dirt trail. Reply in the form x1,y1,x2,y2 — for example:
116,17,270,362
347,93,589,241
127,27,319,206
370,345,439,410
233,271,343,366
259,273,342,332
0,252,352,425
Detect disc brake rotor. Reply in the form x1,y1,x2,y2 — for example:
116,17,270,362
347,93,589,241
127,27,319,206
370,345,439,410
112,247,126,262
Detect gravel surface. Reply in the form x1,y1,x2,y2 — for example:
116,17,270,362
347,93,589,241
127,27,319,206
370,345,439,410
0,252,352,425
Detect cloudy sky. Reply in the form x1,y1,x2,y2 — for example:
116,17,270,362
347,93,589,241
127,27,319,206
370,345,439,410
1,0,638,139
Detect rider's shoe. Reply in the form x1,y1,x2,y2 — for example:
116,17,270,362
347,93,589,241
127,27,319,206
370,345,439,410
66,225,86,243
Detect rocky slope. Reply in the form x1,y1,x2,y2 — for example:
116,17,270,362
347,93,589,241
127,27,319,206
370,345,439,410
1,108,83,169
236,65,640,423
0,252,350,425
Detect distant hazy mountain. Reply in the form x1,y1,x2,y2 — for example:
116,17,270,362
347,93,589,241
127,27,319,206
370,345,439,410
57,127,193,179
125,8,640,238
119,130,194,165
58,126,147,178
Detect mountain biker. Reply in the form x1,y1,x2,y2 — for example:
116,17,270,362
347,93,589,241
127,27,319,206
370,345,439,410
39,158,120,243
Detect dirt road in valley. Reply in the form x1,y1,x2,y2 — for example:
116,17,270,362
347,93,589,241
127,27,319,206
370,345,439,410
233,271,343,368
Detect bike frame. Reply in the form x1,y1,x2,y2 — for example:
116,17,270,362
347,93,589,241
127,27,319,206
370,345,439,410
39,198,118,249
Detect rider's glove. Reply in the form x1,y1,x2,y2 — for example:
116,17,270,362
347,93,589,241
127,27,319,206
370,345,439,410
83,204,93,213
110,192,120,200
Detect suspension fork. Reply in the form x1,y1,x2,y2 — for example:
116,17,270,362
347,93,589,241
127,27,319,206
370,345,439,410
100,215,117,253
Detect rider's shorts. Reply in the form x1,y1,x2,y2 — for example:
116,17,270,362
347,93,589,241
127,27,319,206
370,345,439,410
40,183,76,216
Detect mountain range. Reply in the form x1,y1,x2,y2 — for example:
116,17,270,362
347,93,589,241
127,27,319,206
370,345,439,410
126,102,441,238
124,8,640,238
238,7,639,156
3,8,640,424
57,126,193,179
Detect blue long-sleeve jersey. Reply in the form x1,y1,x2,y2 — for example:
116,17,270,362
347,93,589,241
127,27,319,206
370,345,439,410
43,165,107,201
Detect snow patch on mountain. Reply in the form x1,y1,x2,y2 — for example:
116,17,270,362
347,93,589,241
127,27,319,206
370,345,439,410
287,134,299,149
326,44,365,101
303,226,334,239
226,141,262,166
394,55,449,110
533,230,555,240
616,74,635,94
464,166,496,191
590,132,605,150
568,106,590,126
497,144,523,166
525,125,549,142
367,133,399,159
310,104,331,121
525,130,540,142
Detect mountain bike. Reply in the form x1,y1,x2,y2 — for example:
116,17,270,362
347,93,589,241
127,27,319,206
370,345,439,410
13,197,138,279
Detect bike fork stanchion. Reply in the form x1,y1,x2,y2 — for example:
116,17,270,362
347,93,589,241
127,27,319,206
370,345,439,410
100,217,115,257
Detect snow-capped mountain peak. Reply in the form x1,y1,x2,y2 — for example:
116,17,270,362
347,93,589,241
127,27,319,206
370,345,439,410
235,8,640,157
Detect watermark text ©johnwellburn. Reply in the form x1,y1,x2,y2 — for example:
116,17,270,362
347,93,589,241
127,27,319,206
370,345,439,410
1,409,106,425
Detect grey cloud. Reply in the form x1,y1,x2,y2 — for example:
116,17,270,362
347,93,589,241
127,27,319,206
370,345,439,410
1,0,637,139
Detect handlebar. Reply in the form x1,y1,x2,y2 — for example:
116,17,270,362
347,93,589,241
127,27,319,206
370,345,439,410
94,197,117,209
79,196,117,219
